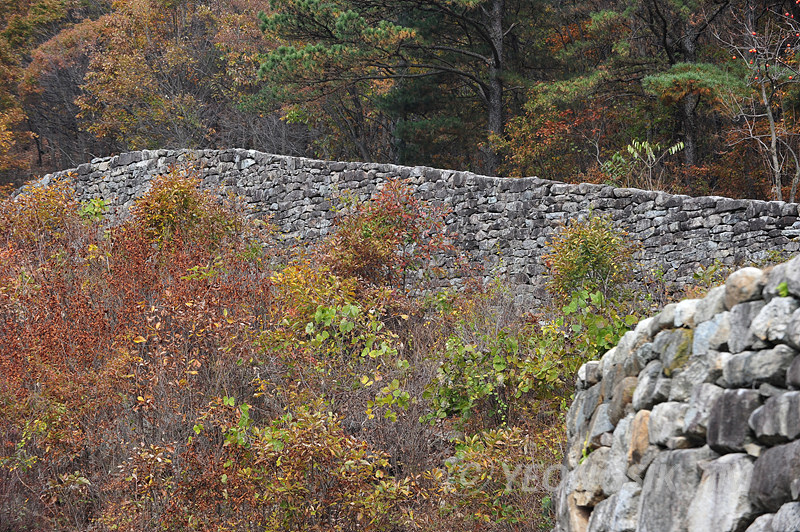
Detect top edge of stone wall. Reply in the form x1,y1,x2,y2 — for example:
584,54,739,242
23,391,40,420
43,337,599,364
31,148,795,212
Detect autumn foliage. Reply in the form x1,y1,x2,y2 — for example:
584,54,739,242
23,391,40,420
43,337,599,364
1,172,596,531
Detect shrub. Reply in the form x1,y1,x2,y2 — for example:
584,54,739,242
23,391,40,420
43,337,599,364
542,213,640,302
325,179,451,290
129,169,243,246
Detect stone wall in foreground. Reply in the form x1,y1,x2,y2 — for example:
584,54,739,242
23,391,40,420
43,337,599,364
556,258,800,532
37,148,800,304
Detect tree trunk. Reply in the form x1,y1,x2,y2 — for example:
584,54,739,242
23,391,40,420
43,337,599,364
482,0,505,176
681,93,698,168
761,82,783,201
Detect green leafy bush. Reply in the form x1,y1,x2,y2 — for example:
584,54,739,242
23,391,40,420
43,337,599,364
543,213,641,301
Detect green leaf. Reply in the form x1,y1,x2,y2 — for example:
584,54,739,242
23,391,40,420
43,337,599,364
778,282,789,297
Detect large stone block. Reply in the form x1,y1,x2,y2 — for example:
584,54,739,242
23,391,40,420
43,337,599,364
656,328,694,376
707,389,762,453
637,446,719,532
608,377,638,426
772,502,800,532
788,355,800,389
567,383,603,440
749,390,800,444
588,403,616,448
686,453,757,532
750,439,800,512
649,401,689,447
726,267,765,309
586,482,641,532
729,300,768,354
633,360,670,411
751,297,800,344
744,514,774,532
573,446,613,507
603,415,633,497
669,356,714,402
693,312,731,356
684,383,724,441
695,285,727,324
724,345,797,387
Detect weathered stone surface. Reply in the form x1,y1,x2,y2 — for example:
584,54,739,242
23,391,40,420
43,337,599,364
749,391,800,444
772,502,800,532
632,342,660,372
669,356,713,402
649,303,677,337
601,346,625,383
637,446,719,532
694,312,731,356
577,361,602,390
586,482,641,532
687,453,757,532
724,345,797,387
608,377,638,426
695,285,727,324
627,410,650,469
729,300,769,353
633,361,670,411
573,446,613,507
588,403,615,447
744,514,774,532
556,471,591,532
780,255,800,299
568,383,603,440
763,262,789,301
707,389,762,453
603,415,633,497
789,355,800,389
684,383,724,441
751,297,800,344
656,328,694,376
675,298,701,328
785,309,800,351
726,267,766,310
750,439,800,512
649,401,689,446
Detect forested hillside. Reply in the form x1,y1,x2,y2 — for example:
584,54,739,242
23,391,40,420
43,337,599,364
4,0,800,199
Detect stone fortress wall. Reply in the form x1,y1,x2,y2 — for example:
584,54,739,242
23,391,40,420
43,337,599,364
555,257,800,532
37,148,800,303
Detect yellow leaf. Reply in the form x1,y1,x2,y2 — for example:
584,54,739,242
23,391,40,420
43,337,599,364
133,336,147,344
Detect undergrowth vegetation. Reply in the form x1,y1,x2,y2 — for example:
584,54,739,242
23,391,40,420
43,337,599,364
0,172,658,531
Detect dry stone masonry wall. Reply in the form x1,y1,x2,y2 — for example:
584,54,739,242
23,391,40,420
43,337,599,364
556,258,800,532
38,148,800,304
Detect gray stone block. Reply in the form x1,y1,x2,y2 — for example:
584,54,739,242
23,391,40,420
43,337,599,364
586,482,641,532
687,453,758,532
649,401,689,446
750,439,800,512
726,267,766,309
638,446,719,532
684,383,724,440
729,300,768,353
707,389,762,453
749,391,800,444
751,297,800,344
633,361,670,411
772,502,800,532
724,345,797,387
